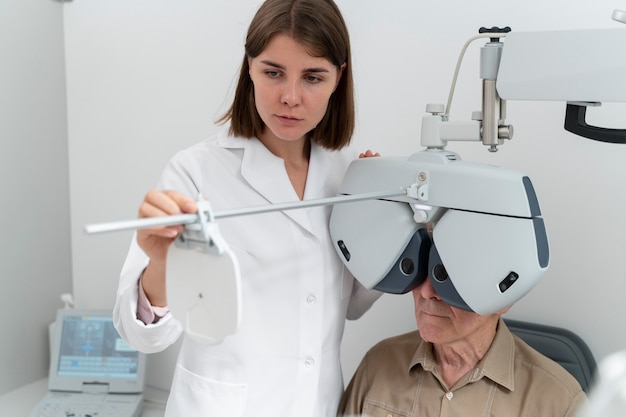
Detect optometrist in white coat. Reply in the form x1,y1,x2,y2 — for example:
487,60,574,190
113,1,382,416
114,129,381,416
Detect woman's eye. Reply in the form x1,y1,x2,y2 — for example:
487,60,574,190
306,75,322,83
265,70,280,78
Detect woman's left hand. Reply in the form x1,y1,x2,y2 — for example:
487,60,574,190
359,149,380,158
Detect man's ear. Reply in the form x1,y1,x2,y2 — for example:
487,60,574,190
495,306,513,316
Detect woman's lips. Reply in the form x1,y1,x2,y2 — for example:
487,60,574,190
276,114,302,125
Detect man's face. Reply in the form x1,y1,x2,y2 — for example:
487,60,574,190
412,278,503,345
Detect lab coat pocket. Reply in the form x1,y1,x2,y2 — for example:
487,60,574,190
165,364,248,417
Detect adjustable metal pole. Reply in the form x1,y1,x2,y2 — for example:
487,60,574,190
84,189,407,235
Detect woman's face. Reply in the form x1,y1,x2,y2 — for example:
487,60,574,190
248,33,343,145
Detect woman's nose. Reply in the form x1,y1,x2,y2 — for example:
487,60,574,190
281,79,301,107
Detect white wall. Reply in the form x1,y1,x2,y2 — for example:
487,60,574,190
64,0,626,387
0,0,72,394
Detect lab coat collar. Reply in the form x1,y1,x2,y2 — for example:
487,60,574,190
216,131,330,236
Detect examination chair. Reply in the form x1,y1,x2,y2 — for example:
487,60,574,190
504,319,597,393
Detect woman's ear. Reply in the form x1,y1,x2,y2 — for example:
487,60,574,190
334,62,347,90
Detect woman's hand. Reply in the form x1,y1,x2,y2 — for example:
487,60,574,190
359,149,380,158
136,189,198,263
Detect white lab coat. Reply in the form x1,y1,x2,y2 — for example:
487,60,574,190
113,128,381,417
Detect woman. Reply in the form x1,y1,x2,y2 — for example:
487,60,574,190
113,0,381,416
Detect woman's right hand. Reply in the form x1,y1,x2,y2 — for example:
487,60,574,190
137,189,198,263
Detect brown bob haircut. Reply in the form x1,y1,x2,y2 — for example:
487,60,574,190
218,0,355,150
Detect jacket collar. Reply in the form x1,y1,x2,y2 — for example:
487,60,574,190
410,318,516,392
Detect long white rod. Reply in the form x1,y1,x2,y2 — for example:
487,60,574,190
84,189,407,235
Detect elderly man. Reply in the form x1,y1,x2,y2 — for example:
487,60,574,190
338,276,586,417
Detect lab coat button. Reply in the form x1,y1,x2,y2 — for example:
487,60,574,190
306,295,316,304
305,357,315,367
